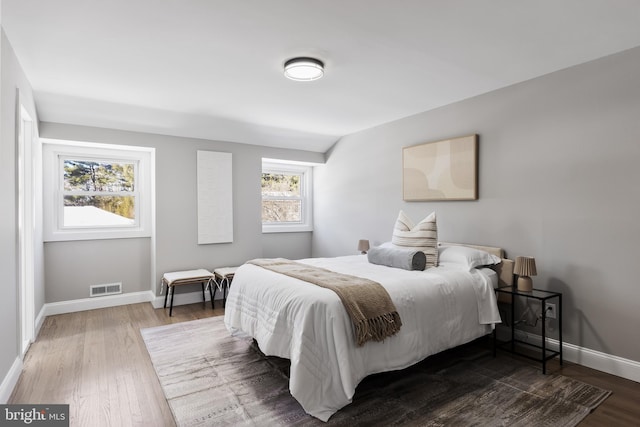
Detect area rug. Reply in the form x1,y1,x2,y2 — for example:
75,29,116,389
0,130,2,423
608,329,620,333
141,316,610,426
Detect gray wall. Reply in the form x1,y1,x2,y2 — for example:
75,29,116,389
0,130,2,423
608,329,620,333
40,122,323,301
262,232,313,260
0,30,42,396
43,239,151,302
313,46,640,363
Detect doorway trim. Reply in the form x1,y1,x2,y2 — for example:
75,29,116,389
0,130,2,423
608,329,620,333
17,92,36,358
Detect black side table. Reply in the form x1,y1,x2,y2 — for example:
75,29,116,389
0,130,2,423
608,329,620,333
494,286,563,374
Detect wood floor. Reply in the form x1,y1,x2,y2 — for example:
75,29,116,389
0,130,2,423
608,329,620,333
10,302,640,426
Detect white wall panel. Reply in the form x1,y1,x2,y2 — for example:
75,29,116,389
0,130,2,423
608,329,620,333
197,150,233,244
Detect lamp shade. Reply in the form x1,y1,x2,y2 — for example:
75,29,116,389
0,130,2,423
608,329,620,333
284,57,324,81
514,256,537,276
357,239,370,254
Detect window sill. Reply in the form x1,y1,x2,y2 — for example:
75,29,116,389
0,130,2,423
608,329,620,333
44,228,151,242
262,225,313,234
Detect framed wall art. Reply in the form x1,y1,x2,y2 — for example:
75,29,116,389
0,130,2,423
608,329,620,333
402,134,478,201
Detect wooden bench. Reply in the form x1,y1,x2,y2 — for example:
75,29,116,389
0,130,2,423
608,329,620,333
162,269,215,316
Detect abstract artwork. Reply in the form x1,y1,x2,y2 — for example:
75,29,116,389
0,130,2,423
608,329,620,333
402,134,478,201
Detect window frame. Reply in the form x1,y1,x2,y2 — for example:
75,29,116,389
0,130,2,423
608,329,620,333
261,159,313,233
43,139,153,242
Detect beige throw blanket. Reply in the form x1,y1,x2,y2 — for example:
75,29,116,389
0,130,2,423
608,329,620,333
248,258,402,346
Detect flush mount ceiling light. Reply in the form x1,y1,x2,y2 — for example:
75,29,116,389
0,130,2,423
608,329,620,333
283,57,324,81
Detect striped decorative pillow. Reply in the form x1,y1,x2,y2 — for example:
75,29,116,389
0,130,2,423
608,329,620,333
391,211,438,268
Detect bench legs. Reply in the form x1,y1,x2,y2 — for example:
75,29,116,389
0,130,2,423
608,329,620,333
206,281,214,310
162,283,175,317
200,282,214,310
170,285,176,316
163,279,213,317
212,276,233,308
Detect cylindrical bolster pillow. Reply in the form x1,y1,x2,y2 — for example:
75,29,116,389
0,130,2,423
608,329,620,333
367,246,427,271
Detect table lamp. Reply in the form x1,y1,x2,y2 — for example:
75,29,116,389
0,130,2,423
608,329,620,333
357,239,370,254
514,256,537,292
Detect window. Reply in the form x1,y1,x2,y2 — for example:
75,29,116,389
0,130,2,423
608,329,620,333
43,139,153,241
262,159,313,233
62,159,137,227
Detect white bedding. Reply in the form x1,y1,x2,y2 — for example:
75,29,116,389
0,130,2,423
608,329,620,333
223,255,501,421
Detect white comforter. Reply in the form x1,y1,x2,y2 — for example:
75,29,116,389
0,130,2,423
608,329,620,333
223,255,501,421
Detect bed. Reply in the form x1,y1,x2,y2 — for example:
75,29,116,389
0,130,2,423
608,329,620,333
224,243,513,421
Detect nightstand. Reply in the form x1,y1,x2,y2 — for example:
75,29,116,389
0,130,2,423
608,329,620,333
494,286,562,374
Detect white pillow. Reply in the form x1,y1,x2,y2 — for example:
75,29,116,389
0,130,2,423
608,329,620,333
391,211,438,268
438,245,501,271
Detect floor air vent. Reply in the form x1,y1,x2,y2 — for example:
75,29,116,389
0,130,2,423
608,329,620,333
90,282,122,297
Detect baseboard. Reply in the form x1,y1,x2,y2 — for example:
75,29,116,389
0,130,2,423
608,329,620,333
498,328,640,383
34,305,47,339
562,339,640,383
0,357,23,404
151,290,222,309
43,290,156,316
41,289,223,314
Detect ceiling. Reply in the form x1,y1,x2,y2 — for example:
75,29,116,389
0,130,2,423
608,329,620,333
4,1,640,153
